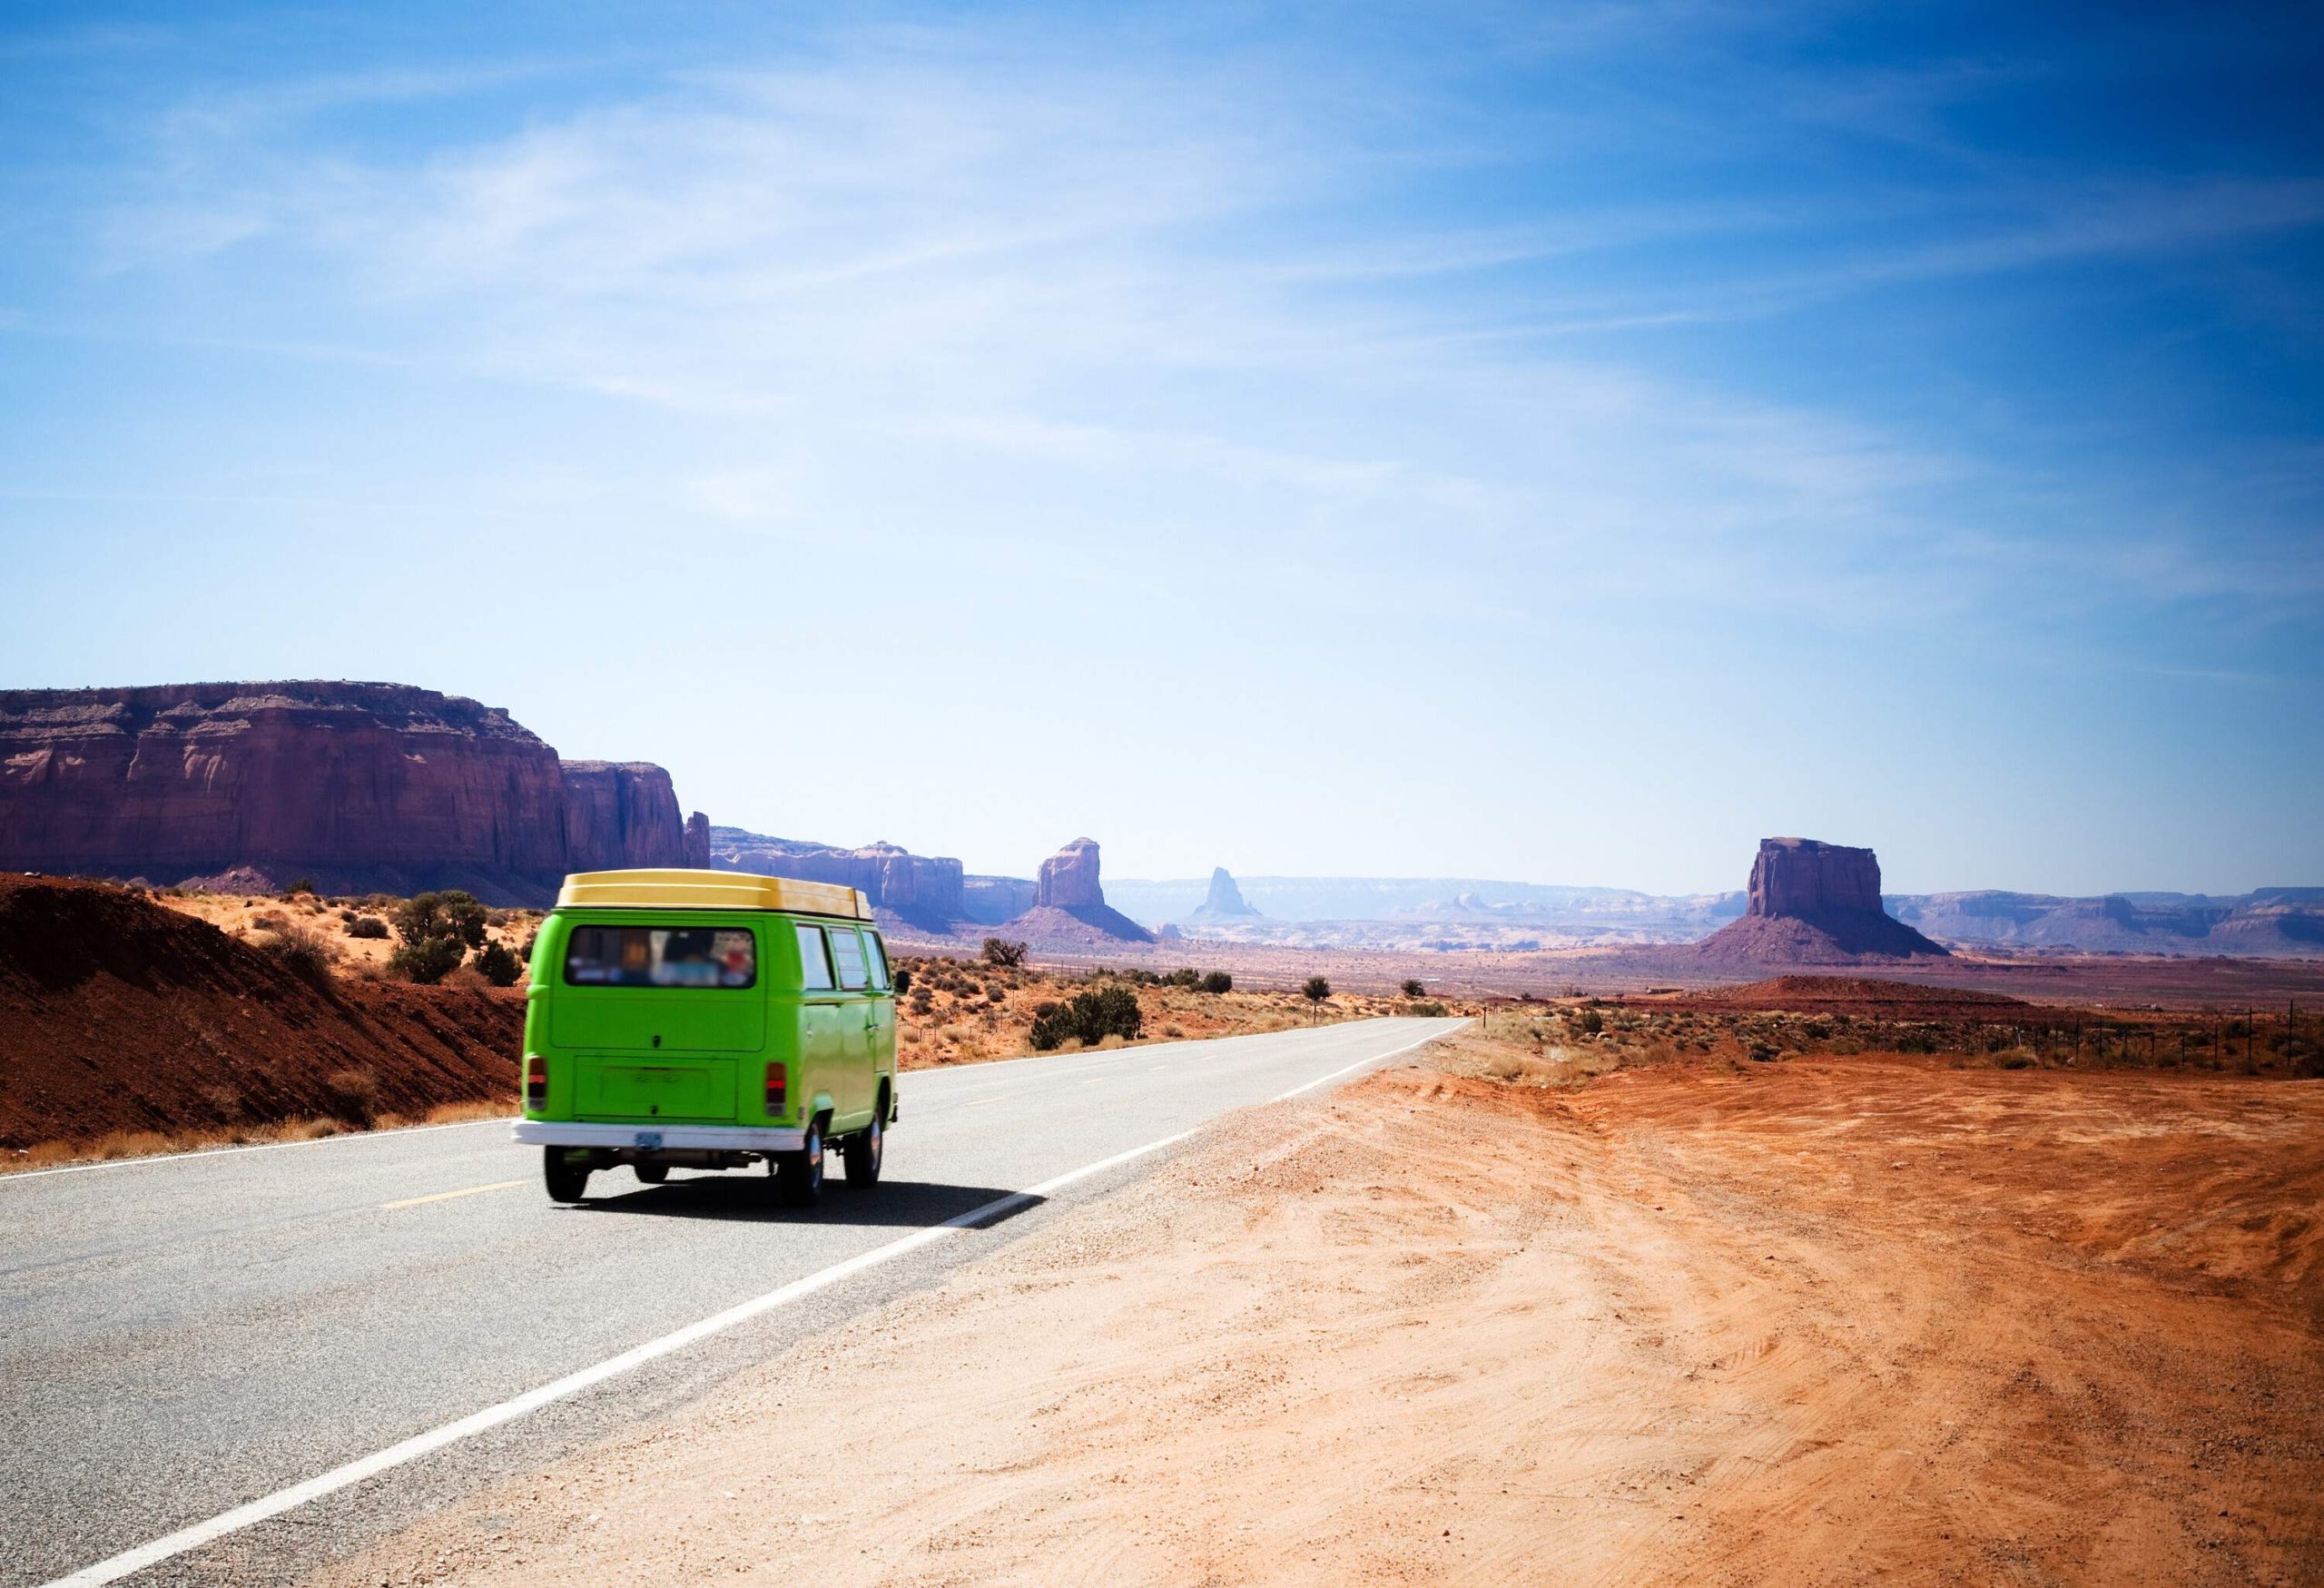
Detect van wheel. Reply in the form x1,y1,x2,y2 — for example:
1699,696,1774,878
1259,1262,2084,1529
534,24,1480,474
775,1119,824,1208
634,1161,669,1185
843,1109,883,1187
544,1149,591,1204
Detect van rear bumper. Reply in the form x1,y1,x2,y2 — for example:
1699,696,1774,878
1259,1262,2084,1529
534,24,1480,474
512,1121,808,1152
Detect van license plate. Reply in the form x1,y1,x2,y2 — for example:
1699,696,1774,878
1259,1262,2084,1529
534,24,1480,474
633,1131,664,1150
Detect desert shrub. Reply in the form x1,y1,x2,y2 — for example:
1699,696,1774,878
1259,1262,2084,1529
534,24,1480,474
1166,968,1201,988
389,934,466,985
474,941,524,987
1895,1031,1936,1054
394,891,487,950
1200,970,1232,994
1802,1021,1830,1041
1029,986,1144,1050
1995,1049,2036,1070
1302,976,1331,1007
981,937,1029,968
985,983,1007,1003
285,877,316,896
1409,1000,1447,1017
1401,979,1426,998
388,891,485,983
346,915,389,940
255,923,339,984
1575,1010,1604,1036
321,1068,380,1123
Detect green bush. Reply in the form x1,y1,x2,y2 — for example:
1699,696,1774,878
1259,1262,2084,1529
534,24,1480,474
475,941,524,988
345,915,389,940
1200,971,1233,994
981,937,1029,968
1576,1010,1604,1036
1401,979,1426,998
1166,968,1202,988
389,935,466,984
1029,986,1145,1050
394,892,487,950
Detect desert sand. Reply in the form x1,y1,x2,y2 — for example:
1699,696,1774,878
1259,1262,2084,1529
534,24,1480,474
315,1041,2324,1586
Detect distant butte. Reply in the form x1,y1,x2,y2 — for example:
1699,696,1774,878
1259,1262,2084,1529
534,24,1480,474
1689,837,1948,963
1189,866,1261,919
1005,838,1155,944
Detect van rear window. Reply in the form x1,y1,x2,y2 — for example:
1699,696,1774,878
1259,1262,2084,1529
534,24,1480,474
565,926,757,989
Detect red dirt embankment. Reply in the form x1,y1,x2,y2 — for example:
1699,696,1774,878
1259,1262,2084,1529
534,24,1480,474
0,877,520,1154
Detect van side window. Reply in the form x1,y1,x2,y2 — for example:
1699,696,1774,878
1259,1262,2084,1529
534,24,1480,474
831,928,869,991
862,931,891,991
794,923,834,991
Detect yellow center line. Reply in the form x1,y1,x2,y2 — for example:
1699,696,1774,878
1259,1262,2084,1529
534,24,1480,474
382,1179,529,1210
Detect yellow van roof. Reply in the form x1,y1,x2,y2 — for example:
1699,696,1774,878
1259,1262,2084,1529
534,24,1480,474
555,869,873,920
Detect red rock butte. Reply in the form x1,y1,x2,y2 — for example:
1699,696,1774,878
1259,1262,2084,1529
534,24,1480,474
0,681,708,904
1692,837,1948,962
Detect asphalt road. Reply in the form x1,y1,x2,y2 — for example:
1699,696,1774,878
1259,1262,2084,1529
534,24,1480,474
0,1016,1462,1586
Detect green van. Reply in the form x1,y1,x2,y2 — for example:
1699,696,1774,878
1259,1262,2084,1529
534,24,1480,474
513,869,897,1208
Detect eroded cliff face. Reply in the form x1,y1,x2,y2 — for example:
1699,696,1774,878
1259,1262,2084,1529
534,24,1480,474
1696,837,1945,962
0,683,701,903
706,828,967,924
561,762,690,873
1038,838,1106,910
1748,838,1884,918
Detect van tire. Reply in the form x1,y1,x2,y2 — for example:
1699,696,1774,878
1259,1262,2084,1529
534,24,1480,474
775,1119,824,1208
843,1108,883,1187
544,1149,591,1204
634,1161,670,1185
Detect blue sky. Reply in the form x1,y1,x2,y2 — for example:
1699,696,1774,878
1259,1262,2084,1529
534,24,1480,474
3,2,2319,895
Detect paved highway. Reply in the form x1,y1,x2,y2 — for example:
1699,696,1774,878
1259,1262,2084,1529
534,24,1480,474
0,1016,1462,1586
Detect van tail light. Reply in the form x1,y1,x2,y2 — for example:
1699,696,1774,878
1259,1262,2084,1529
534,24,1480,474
524,1055,547,1108
763,1064,787,1117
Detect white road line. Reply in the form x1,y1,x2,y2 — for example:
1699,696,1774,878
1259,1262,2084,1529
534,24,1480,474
0,1116,517,1185
1272,1021,1465,1100
36,1019,1461,1588
38,1129,1192,1588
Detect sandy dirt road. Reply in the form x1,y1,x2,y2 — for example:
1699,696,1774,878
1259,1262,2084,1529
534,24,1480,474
318,1051,2324,1586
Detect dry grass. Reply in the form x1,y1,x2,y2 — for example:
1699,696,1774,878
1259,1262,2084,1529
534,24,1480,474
891,958,1405,1070
1,1096,517,1177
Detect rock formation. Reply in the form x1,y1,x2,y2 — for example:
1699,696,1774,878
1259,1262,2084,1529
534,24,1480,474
1012,838,1154,943
561,762,692,873
0,682,704,904
961,875,1039,924
683,812,711,871
1038,838,1106,909
707,828,967,927
1691,838,1946,963
1189,865,1261,919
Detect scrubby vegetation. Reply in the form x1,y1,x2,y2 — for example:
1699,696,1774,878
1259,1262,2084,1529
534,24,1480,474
1445,991,2324,1089
1029,985,1145,1050
389,891,488,984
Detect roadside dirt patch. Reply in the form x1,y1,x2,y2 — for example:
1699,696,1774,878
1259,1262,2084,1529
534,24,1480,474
314,1050,2323,1585
0,877,519,1160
